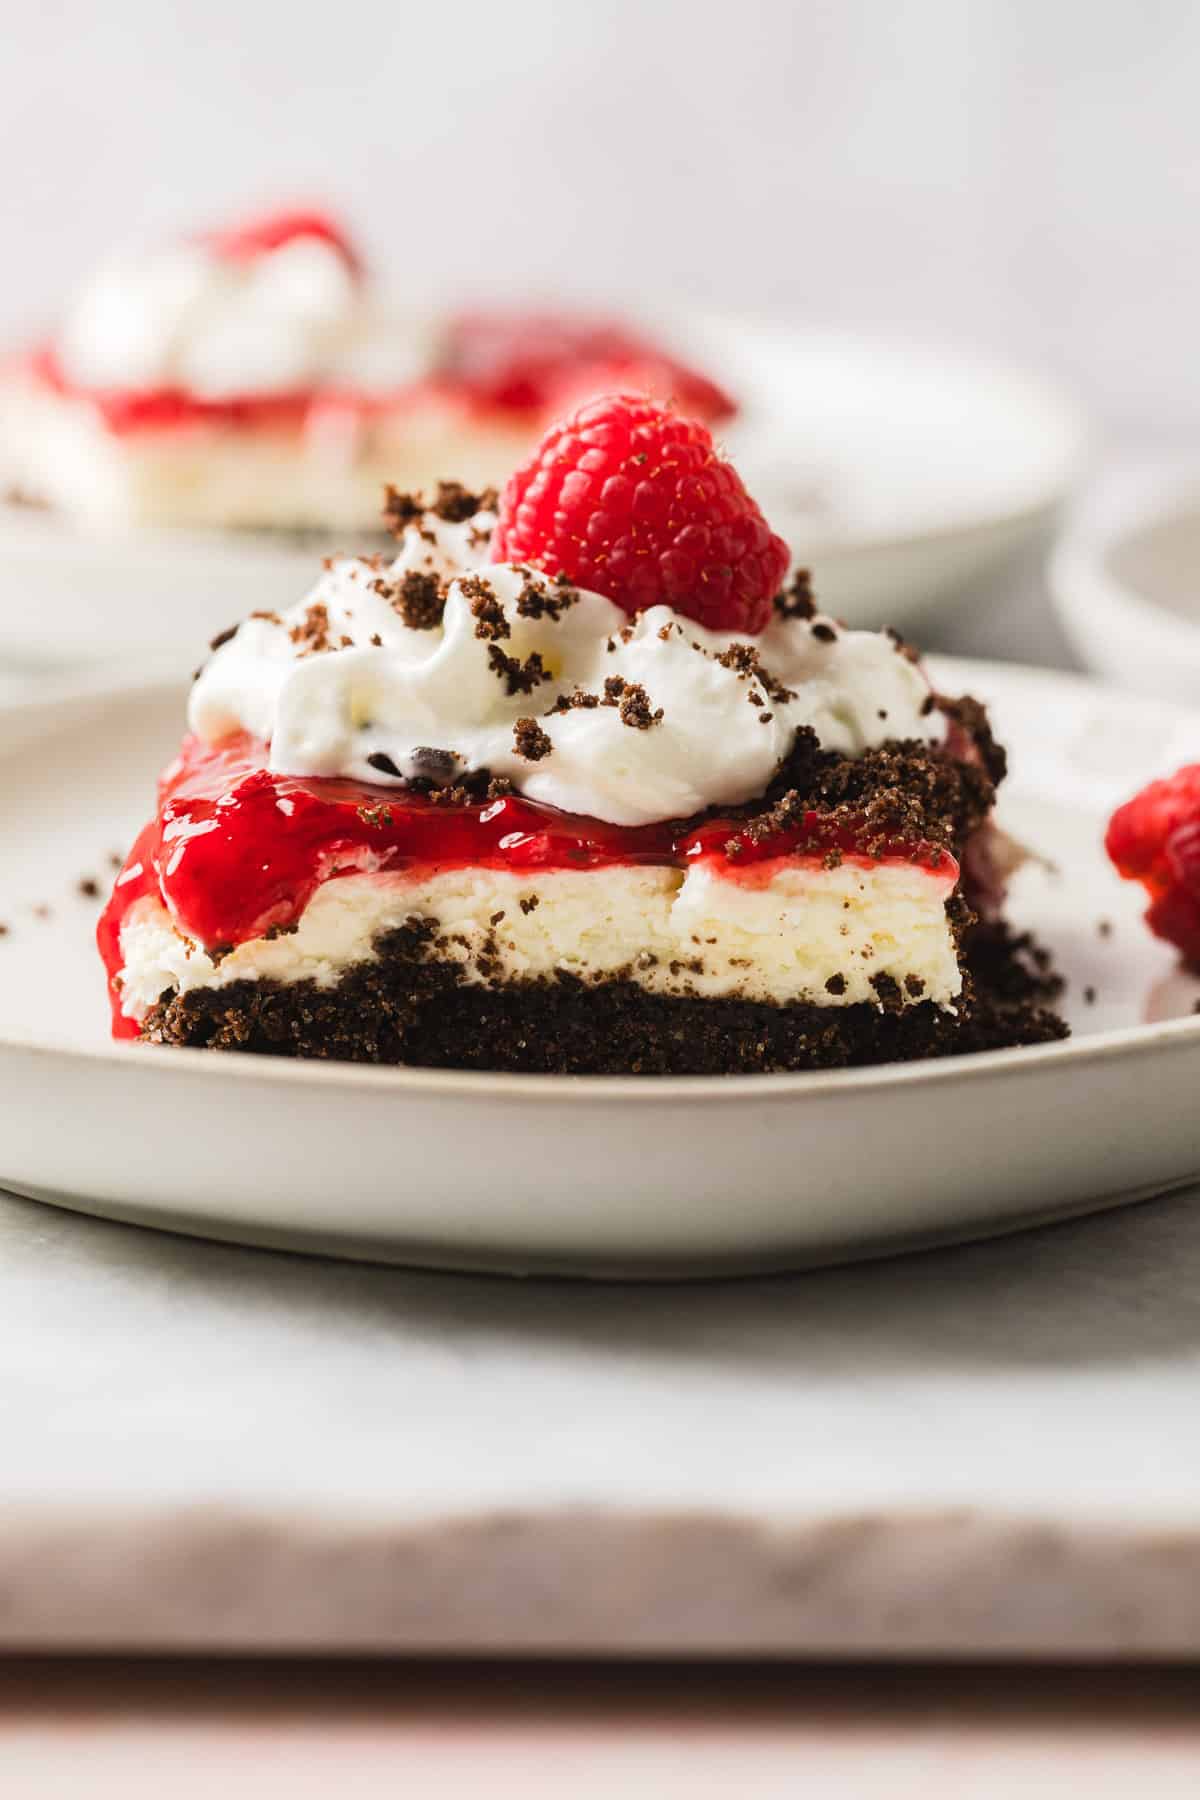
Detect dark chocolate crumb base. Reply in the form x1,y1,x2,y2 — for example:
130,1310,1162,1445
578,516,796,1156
139,920,1067,1075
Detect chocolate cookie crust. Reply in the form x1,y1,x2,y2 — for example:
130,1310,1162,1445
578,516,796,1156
139,920,1066,1075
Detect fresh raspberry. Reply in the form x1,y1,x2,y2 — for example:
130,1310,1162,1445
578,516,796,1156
442,313,734,422
203,209,361,275
490,394,790,633
1106,764,1200,965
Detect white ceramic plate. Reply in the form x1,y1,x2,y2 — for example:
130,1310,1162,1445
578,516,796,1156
1050,466,1200,703
0,317,1084,667
0,655,1196,1278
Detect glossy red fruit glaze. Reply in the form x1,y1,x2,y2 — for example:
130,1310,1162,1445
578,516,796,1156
97,734,955,1036
27,346,327,435
440,313,734,421
490,395,790,633
1106,764,1200,966
201,209,363,274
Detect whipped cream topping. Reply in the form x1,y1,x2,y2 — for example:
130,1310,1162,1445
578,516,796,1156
190,506,942,829
54,232,424,399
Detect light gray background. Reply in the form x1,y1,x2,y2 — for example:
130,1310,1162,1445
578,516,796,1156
1,0,1196,438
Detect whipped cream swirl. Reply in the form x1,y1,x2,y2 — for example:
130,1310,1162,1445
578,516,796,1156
54,232,423,399
190,507,942,828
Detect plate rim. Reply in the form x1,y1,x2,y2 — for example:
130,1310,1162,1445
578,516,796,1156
1050,469,1200,666
0,652,1197,1104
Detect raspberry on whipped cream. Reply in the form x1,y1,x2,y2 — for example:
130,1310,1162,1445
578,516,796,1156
97,398,1067,1072
0,210,735,534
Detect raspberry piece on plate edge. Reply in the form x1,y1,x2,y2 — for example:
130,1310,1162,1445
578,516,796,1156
490,393,790,634
1106,764,1200,967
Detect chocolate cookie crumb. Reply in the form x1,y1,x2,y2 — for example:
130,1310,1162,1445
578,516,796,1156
461,575,510,641
77,877,100,899
408,746,463,784
725,724,995,859
711,641,796,706
936,694,1007,785
547,688,601,714
904,975,926,998
515,575,578,621
617,683,663,730
490,910,506,927
289,603,338,655
519,895,540,915
382,486,424,535
431,480,498,524
886,627,923,665
871,971,905,1012
513,718,553,761
774,569,816,620
384,570,445,631
488,645,551,696
825,973,847,996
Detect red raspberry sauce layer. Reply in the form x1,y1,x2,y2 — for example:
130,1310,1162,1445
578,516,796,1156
98,733,956,1038
25,347,443,438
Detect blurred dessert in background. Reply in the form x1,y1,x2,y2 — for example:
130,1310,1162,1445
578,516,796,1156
0,207,734,536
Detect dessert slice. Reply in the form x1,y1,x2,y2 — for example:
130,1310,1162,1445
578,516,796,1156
98,396,1066,1071
1,210,733,535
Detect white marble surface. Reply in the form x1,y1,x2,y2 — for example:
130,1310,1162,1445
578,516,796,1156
5,1180,1200,1655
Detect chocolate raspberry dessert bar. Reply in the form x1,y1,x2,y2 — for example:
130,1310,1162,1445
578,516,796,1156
98,394,1065,1071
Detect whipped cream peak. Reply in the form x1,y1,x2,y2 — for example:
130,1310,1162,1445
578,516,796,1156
53,221,426,400
189,500,943,829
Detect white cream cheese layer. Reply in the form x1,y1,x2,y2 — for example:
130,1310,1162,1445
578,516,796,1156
115,858,961,1024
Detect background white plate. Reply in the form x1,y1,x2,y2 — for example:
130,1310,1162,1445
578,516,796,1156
0,655,1196,1277
0,317,1084,667
1051,466,1200,703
